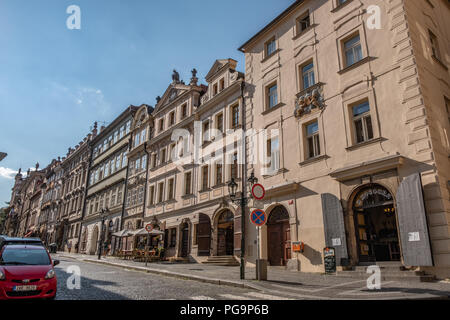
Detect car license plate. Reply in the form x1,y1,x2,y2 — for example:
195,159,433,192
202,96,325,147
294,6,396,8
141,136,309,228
13,285,37,291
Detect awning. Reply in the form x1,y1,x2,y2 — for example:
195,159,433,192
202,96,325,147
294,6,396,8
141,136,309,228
24,231,33,238
131,228,165,236
111,229,133,237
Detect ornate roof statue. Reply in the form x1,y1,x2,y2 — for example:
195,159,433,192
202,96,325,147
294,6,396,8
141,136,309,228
172,69,180,83
190,68,198,85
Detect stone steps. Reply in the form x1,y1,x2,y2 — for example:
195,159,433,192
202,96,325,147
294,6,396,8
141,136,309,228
202,255,240,266
337,265,436,282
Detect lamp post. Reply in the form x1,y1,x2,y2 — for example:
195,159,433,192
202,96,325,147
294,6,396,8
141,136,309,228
98,208,109,260
227,171,258,280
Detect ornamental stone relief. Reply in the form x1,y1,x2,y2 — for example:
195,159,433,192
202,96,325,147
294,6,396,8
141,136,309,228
294,84,325,118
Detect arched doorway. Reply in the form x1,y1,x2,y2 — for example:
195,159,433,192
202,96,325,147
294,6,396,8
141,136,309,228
180,222,190,258
81,229,87,253
197,214,211,256
89,225,99,255
352,185,400,263
217,210,234,256
267,206,291,266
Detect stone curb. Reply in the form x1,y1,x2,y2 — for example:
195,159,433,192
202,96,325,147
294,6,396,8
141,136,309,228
59,254,260,291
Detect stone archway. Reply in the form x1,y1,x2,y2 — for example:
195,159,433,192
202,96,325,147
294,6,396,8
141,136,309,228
349,184,399,263
89,225,99,255
266,205,291,266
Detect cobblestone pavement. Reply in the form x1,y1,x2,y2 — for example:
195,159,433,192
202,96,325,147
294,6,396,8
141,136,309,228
53,253,450,300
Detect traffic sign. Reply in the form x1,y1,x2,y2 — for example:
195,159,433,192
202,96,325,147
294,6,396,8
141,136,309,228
251,184,265,200
250,209,267,227
145,223,154,233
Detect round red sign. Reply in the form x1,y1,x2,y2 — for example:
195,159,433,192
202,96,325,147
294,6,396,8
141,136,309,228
251,184,265,200
145,224,153,233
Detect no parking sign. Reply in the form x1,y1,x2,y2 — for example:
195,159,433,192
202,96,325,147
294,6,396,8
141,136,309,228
250,209,267,227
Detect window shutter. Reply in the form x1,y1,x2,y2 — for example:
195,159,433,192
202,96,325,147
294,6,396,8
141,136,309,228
321,193,348,266
396,173,433,266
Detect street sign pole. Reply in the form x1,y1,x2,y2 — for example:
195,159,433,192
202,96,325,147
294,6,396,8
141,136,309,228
145,231,150,267
256,225,260,280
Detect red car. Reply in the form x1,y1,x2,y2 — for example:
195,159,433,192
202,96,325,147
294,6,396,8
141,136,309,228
0,244,59,300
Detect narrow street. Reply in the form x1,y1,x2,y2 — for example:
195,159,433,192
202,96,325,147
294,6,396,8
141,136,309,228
52,254,450,300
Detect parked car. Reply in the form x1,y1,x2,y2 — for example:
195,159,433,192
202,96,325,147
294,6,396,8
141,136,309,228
0,244,59,300
0,236,43,251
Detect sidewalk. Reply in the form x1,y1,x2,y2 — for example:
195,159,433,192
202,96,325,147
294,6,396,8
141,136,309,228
54,252,450,300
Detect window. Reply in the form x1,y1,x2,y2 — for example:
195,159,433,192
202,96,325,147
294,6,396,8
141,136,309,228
158,182,164,203
213,83,218,96
169,112,175,126
184,172,192,195
297,12,310,34
231,104,239,129
201,166,209,191
344,34,363,67
151,153,157,168
267,83,278,109
149,185,155,205
141,154,147,170
159,118,164,133
219,78,225,92
306,122,320,158
181,104,187,119
216,163,223,185
141,128,147,143
135,158,141,172
104,162,110,177
216,113,223,134
231,153,238,179
167,178,174,200
110,189,116,207
265,38,276,57
202,121,210,143
119,126,125,139
134,132,141,148
126,120,131,134
117,186,123,204
429,30,441,61
168,144,175,162
302,62,315,89
160,149,166,165
122,152,127,167
137,186,144,204
352,101,374,143
110,159,115,174
170,228,176,247
267,137,280,171
116,155,121,171
114,131,119,144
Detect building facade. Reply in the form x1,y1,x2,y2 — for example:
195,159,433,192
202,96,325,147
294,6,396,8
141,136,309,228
144,63,245,262
81,107,136,255
239,0,450,278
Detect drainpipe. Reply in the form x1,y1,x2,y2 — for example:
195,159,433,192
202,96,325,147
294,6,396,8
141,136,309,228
239,79,247,278
77,145,93,253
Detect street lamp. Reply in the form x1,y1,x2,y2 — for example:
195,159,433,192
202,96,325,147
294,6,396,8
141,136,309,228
98,208,109,260
227,171,258,280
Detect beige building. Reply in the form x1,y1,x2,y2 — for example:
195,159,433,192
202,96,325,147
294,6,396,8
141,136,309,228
145,64,245,262
81,108,136,255
239,0,450,278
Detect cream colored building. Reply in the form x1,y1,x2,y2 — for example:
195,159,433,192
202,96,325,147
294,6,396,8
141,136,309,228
239,0,450,278
145,64,245,262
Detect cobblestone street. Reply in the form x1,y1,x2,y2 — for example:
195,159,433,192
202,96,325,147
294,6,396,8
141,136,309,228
53,253,450,300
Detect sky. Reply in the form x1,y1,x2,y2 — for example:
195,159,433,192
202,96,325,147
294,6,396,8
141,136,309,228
0,0,294,206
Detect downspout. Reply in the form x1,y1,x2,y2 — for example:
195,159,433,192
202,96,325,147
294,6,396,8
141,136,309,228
239,79,247,271
77,145,93,253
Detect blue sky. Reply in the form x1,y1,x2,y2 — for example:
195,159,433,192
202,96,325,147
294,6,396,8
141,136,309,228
0,0,294,205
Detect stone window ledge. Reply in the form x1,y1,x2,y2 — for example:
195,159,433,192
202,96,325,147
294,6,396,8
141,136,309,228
338,56,373,75
262,103,286,115
261,49,281,64
345,137,385,151
299,154,329,167
331,0,353,13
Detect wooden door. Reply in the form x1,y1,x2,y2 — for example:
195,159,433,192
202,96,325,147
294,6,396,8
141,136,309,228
197,214,211,256
181,224,189,257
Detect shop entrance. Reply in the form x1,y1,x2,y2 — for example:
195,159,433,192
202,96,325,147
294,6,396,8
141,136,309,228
267,206,291,266
353,185,400,263
180,223,189,258
217,210,234,256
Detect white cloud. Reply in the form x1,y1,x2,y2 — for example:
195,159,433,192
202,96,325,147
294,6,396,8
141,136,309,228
0,167,17,180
